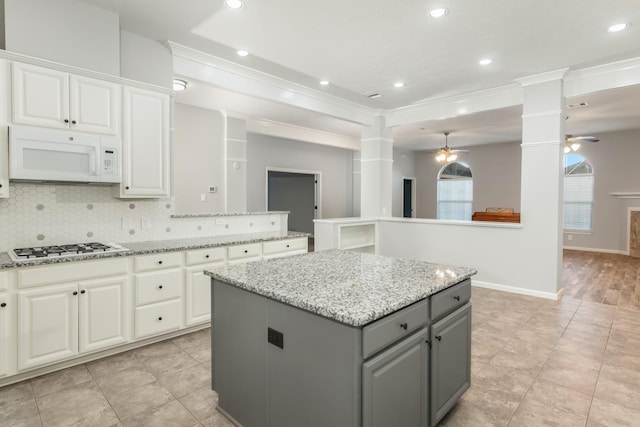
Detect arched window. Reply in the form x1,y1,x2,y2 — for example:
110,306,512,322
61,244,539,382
437,162,473,220
564,153,594,231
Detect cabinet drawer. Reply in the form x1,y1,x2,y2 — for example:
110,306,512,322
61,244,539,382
135,269,182,306
262,238,307,255
18,258,128,289
185,247,226,266
134,252,181,272
228,243,262,261
135,299,180,339
430,279,471,321
362,298,430,359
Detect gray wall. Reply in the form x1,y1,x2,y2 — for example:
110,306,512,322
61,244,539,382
4,0,120,75
415,141,522,219
563,128,640,253
173,103,226,214
268,172,316,233
247,134,354,221
120,30,173,89
392,149,416,217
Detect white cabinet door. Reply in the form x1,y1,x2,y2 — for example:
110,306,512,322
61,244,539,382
18,284,78,371
12,62,70,130
78,276,129,354
185,264,220,326
0,294,13,377
70,75,120,135
119,86,170,198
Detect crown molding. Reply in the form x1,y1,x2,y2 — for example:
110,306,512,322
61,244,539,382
247,118,361,151
564,56,640,97
515,68,570,86
384,83,523,128
169,42,377,126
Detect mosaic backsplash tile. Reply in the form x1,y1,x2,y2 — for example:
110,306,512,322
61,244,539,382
0,183,285,252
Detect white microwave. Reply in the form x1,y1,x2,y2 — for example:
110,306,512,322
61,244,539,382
9,125,121,184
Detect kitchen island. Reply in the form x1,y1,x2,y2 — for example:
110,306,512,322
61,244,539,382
206,250,477,427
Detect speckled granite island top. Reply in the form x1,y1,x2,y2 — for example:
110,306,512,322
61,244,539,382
206,249,477,327
0,231,309,269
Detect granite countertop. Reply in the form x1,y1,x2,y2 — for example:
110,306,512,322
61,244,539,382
0,231,310,269
206,249,477,327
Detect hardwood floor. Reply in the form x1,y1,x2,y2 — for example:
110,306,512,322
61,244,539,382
563,249,640,308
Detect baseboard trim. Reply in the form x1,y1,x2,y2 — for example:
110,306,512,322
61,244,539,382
563,246,627,255
472,280,561,300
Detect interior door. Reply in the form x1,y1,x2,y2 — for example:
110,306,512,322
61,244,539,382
267,171,316,233
403,179,413,218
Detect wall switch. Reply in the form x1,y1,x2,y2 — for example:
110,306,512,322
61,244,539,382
208,186,217,193
141,218,152,230
200,194,206,202
121,218,132,230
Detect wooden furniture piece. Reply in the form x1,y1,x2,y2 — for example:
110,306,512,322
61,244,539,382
472,208,520,223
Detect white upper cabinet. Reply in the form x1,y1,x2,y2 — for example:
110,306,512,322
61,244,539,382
117,86,170,198
12,62,120,135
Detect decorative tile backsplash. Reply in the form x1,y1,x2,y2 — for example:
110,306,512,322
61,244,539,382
0,183,284,252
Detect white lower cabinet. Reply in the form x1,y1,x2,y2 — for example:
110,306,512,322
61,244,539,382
18,277,129,371
0,292,14,377
185,263,221,326
79,276,129,354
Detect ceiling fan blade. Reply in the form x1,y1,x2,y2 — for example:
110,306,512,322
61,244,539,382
450,149,469,154
566,135,599,143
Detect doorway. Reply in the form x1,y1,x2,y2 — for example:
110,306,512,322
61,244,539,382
267,168,320,234
403,177,416,218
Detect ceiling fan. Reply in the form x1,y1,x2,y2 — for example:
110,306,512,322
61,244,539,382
435,131,469,163
564,134,599,153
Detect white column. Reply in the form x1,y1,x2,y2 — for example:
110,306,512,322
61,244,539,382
225,116,247,212
517,69,568,296
360,116,393,218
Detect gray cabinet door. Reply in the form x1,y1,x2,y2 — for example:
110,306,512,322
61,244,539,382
430,303,471,427
363,328,429,427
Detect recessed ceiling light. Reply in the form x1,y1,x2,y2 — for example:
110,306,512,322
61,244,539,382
225,0,244,9
429,8,448,18
319,80,330,86
394,82,405,88
608,22,629,32
236,50,249,57
173,79,188,91
479,58,492,66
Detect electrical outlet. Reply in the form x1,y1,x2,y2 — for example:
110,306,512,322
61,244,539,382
121,218,132,230
141,218,152,230
215,219,227,226
568,234,573,241
200,194,206,202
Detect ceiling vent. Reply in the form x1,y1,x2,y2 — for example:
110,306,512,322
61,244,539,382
364,92,382,99
567,102,588,109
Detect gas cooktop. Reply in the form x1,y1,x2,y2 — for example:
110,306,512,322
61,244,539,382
9,242,129,262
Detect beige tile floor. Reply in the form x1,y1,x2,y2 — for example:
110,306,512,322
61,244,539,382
2,287,640,426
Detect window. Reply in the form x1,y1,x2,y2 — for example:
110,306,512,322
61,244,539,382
437,162,473,220
564,153,594,231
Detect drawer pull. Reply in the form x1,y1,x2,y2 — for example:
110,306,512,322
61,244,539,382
453,295,460,301
80,290,86,294
158,260,163,265
400,322,408,330
158,285,163,289
158,317,163,321
244,250,248,253
435,335,442,341
286,244,290,248
205,254,210,258
73,291,78,296
0,303,6,308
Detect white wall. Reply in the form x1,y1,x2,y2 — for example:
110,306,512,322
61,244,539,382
173,103,226,214
120,30,173,89
415,141,522,219
4,0,120,75
246,133,354,220
392,149,415,217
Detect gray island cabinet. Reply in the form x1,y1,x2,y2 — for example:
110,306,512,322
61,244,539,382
206,250,476,427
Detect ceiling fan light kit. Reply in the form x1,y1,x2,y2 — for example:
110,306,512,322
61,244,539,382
435,131,467,163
